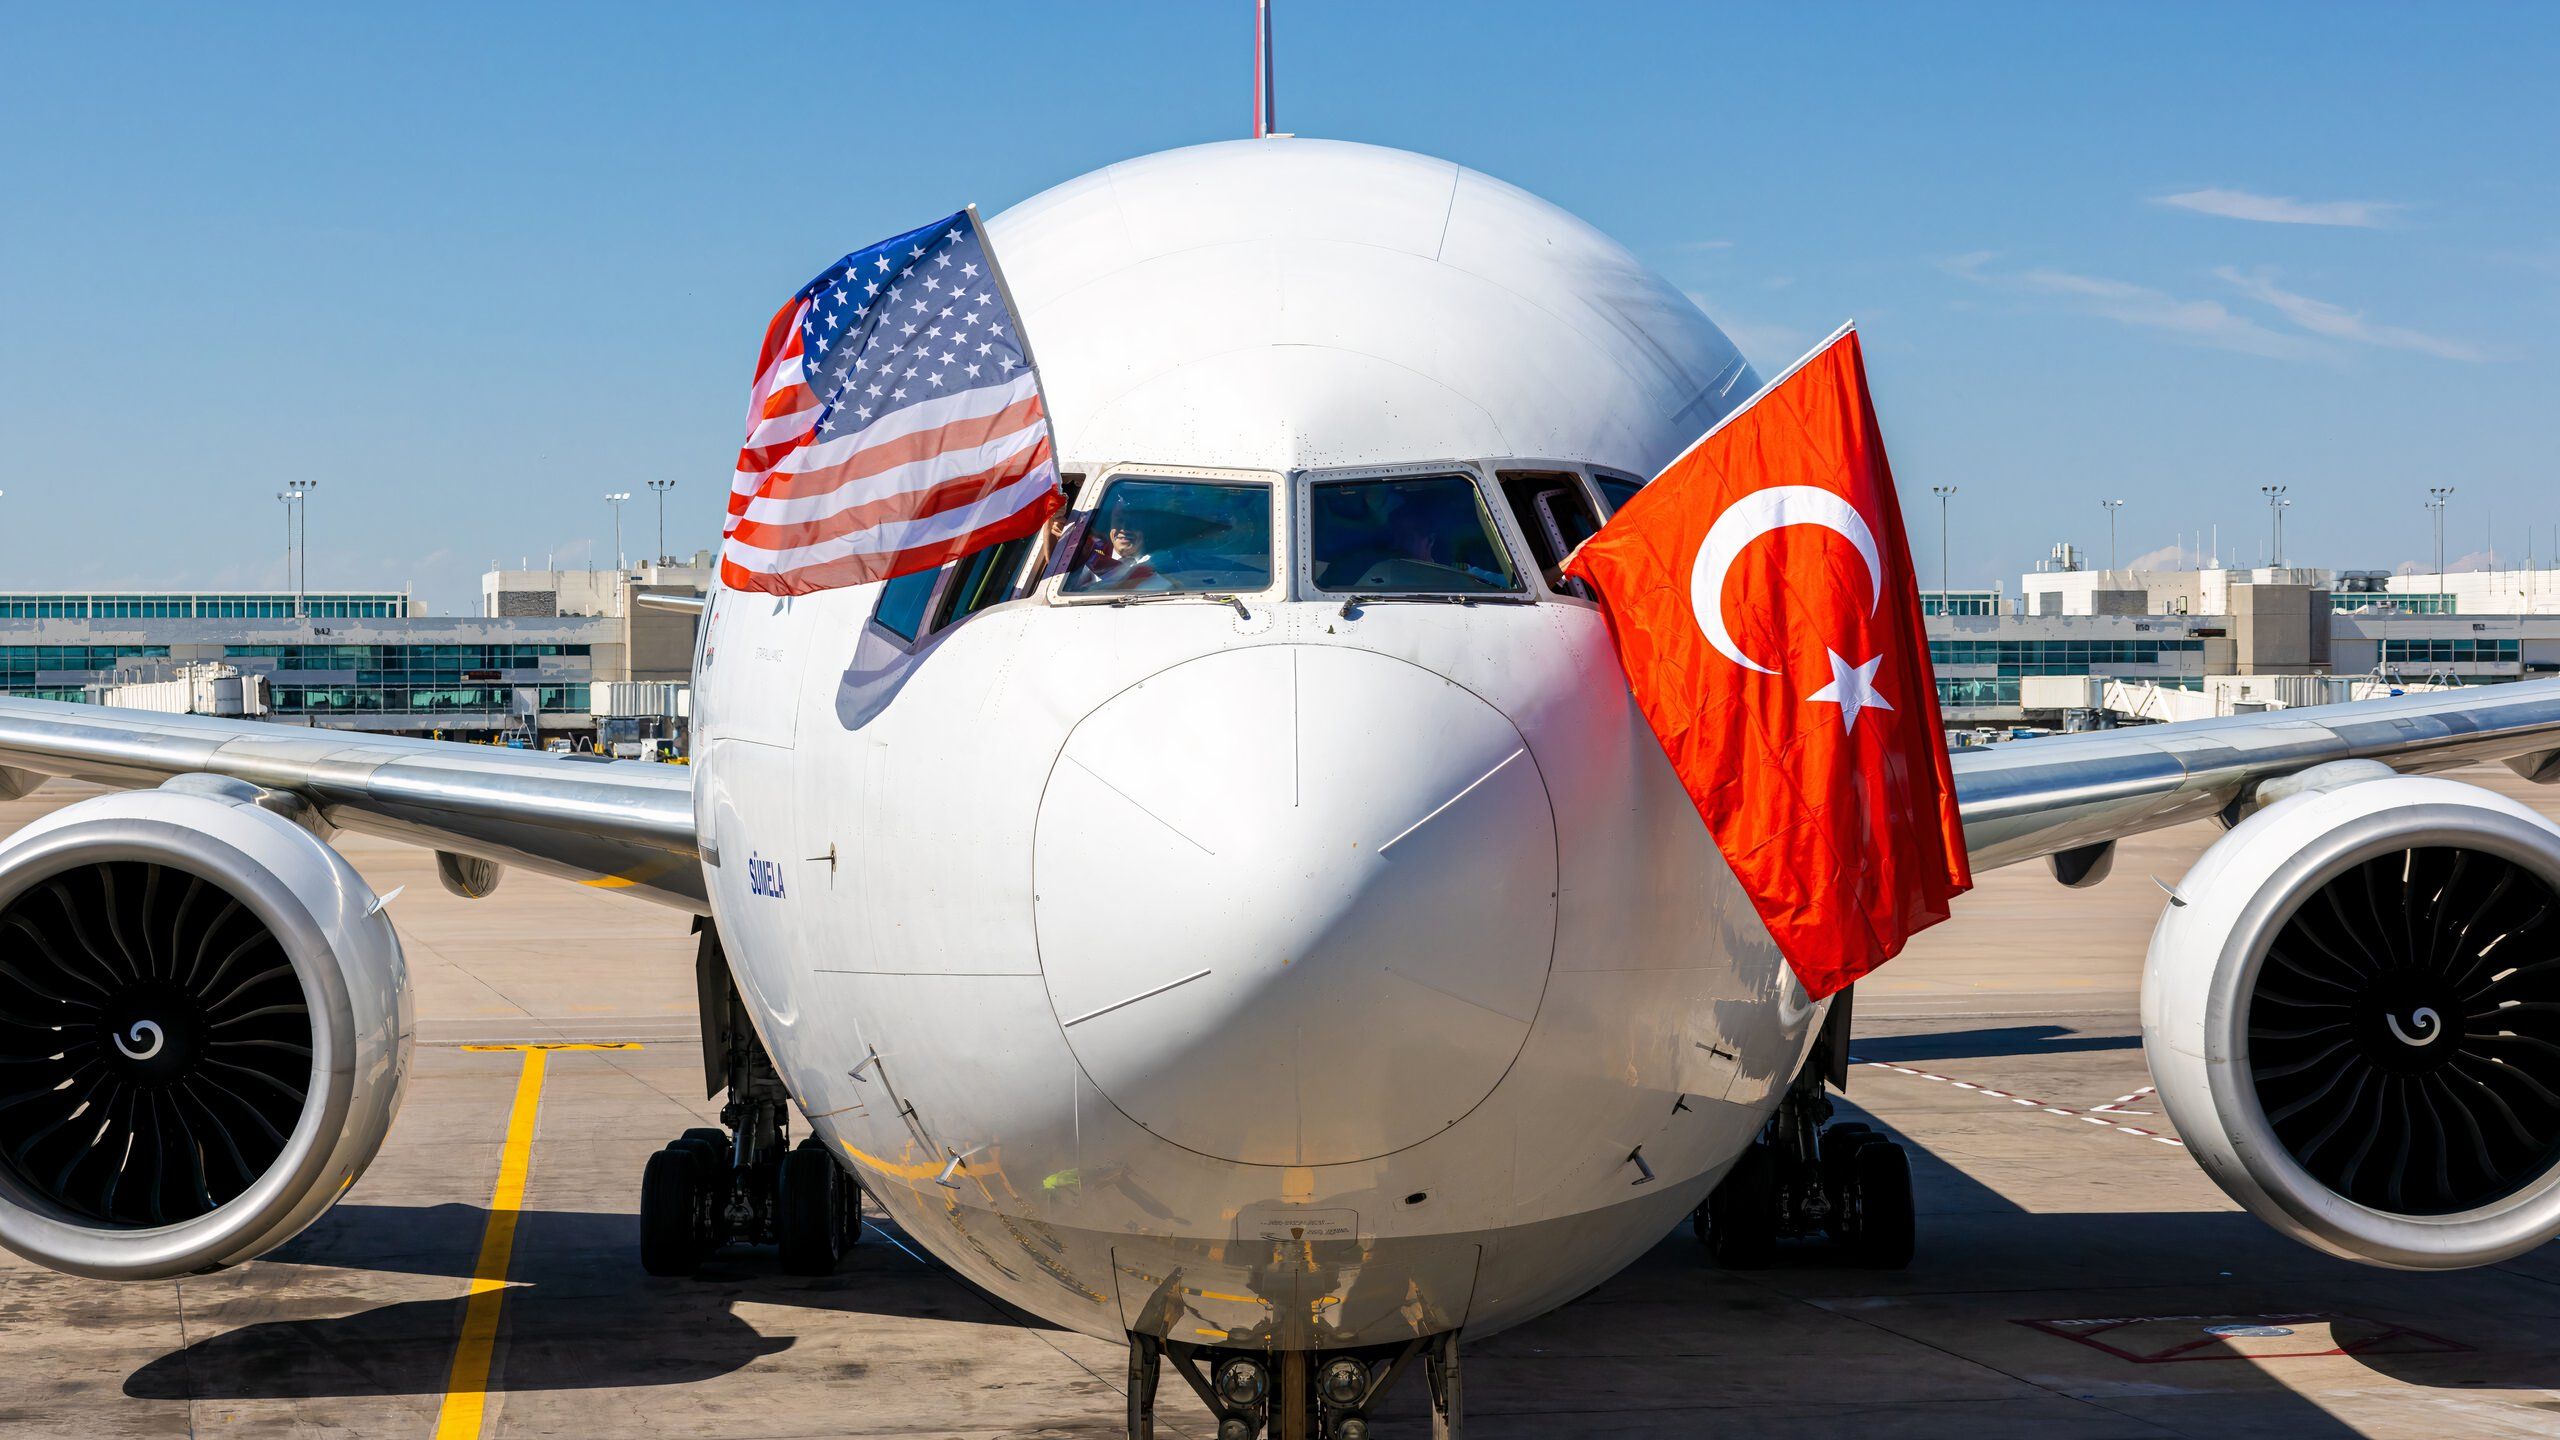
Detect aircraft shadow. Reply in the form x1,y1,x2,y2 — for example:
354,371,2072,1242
1850,1024,2142,1062
122,1202,1059,1402
121,1026,2560,1428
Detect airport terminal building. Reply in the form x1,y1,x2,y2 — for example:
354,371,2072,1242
0,563,705,739
1934,558,2560,730
11,551,2560,741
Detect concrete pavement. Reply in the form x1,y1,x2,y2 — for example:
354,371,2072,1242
7,771,2560,1437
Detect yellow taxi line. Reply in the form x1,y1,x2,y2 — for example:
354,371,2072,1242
431,1045,551,1439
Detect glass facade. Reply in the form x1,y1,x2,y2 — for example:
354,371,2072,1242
224,643,587,674
0,592,408,619
2,642,591,715
2380,638,2520,665
1921,590,2003,617
1936,674,2202,707
231,643,592,716
1937,676,2019,706
0,645,173,701
1929,638,2204,675
2332,592,2454,615
0,644,172,677
267,683,591,716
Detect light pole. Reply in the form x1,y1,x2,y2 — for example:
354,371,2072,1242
605,492,632,571
285,479,321,618
276,491,300,598
1930,485,1957,612
2260,485,2289,569
2429,486,2456,599
646,479,678,565
2101,499,2124,571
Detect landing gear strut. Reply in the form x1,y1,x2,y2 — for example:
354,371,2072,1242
1694,985,1914,1269
1123,1331,1450,1439
640,922,860,1276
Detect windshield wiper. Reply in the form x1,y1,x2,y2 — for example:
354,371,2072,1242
1337,593,1531,616
1104,590,1251,609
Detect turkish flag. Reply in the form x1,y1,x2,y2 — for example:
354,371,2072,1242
1563,326,1969,999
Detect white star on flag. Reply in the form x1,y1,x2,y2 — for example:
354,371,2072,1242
1807,650,1893,734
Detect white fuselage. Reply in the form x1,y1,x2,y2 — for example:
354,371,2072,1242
687,139,1820,1348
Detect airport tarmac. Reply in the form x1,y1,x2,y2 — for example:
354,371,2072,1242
7,771,2560,1439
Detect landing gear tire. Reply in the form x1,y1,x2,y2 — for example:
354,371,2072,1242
805,1136,863,1253
1820,1126,1878,1238
777,1143,855,1275
640,1146,706,1277
670,1134,726,1184
1843,1137,1915,1270
1701,1140,1779,1269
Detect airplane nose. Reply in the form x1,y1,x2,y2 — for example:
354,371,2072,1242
1035,645,1558,1167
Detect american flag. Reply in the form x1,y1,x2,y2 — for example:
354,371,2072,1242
721,209,1061,594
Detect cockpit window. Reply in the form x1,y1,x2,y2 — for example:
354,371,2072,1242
1594,475,1644,515
871,565,939,642
1060,477,1274,595
1497,470,1602,598
1309,474,1522,594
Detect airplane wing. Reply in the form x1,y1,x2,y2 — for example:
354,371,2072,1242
11,676,2560,915
0,696,704,910
1954,677,2560,873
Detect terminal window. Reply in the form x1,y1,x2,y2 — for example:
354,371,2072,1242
2381,639,2519,664
1928,639,2203,675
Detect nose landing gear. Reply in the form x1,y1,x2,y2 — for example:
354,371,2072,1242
1123,1332,1451,1439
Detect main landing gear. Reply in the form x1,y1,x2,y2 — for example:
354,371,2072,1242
641,1129,859,1276
1695,987,1915,1270
1123,1332,1458,1440
641,923,862,1277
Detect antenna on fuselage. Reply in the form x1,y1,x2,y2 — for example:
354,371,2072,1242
1253,0,1277,137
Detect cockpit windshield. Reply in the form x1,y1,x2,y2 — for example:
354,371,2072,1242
1309,474,1522,594
1060,477,1274,595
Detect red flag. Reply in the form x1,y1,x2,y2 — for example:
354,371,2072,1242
1563,326,1969,999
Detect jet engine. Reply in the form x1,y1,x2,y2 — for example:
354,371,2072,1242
2146,765,2560,1269
0,779,411,1280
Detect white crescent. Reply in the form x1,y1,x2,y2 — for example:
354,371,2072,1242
1688,485,1884,674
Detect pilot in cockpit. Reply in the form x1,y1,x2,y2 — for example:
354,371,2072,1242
1381,490,1511,591
1073,515,1159,591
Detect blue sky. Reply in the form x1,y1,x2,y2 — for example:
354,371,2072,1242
3,3,2554,610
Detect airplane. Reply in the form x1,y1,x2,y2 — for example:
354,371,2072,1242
9,133,2560,1440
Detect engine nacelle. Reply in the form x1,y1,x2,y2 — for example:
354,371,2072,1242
2146,771,2560,1269
0,781,411,1280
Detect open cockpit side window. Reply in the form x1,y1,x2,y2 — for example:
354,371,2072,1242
1059,475,1275,597
1592,471,1644,517
869,473,1081,646
1495,470,1603,599
933,531,1039,631
1307,473,1522,596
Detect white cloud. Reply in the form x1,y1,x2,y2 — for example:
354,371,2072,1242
2126,543,2187,571
2153,187,2400,228
2216,268,2486,362
2395,551,2501,576
1944,254,2319,359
